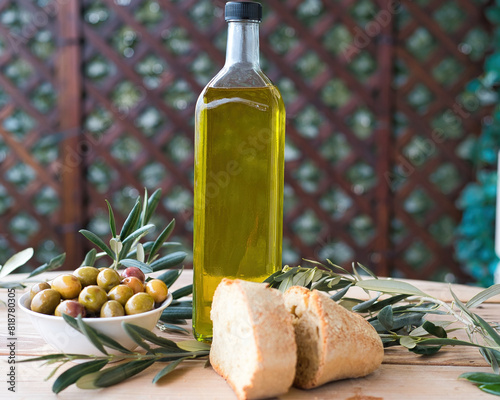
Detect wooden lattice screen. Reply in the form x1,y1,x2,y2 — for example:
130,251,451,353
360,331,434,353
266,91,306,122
0,0,490,282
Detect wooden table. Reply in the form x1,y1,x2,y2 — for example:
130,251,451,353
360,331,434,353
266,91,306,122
1,271,499,399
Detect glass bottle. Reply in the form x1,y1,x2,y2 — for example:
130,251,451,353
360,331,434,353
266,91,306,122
193,1,286,342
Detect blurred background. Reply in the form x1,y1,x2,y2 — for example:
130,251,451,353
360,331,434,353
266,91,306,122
0,0,497,285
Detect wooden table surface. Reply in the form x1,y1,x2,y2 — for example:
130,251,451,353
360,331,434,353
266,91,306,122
1,270,499,400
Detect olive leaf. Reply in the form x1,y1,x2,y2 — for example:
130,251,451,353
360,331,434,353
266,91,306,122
145,188,162,224
356,279,428,297
122,323,184,351
27,253,66,278
377,305,394,331
422,321,447,338
52,359,108,394
459,372,500,385
105,199,117,238
83,360,156,389
157,322,190,335
356,262,378,279
148,219,175,263
62,314,132,354
76,315,108,355
79,230,115,260
467,284,500,309
171,284,193,299
153,357,192,384
161,307,192,321
274,267,300,282
82,248,97,268
0,248,34,279
352,293,381,312
122,224,155,245
120,198,141,240
330,283,352,301
150,252,187,272
478,384,500,396
122,323,151,351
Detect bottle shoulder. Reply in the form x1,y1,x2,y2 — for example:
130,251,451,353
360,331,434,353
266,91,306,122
207,63,273,89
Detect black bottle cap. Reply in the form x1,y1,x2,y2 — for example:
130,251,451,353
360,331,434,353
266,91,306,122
225,2,262,22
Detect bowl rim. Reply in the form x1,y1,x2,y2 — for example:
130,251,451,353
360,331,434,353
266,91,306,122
18,291,173,322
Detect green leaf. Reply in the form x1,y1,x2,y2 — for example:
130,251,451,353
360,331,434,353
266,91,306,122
127,242,183,259
122,323,183,351
27,253,66,278
120,198,142,241
122,224,155,245
400,336,417,349
356,279,428,297
152,357,191,384
81,360,155,389
157,323,190,335
80,230,115,260
62,314,133,354
330,283,352,301
449,286,476,321
122,322,151,351
82,248,97,268
18,354,91,363
171,284,193,299
52,360,108,394
370,312,423,333
479,384,500,396
467,284,500,309
459,372,500,385
263,270,283,285
377,305,394,331
274,267,300,282
278,275,294,292
119,259,153,274
145,189,162,224
352,293,381,312
292,270,309,287
326,259,352,276
422,320,447,338
0,248,34,279
409,345,442,355
356,262,378,279
475,314,500,347
176,340,211,352
76,315,108,355
157,268,183,288
140,188,148,226
150,252,187,272
105,199,117,238
161,307,192,321
148,219,175,263
366,294,409,312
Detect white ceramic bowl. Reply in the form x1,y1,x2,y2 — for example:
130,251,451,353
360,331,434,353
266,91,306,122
19,292,172,355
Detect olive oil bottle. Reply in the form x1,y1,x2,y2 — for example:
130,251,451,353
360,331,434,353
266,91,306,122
193,2,285,342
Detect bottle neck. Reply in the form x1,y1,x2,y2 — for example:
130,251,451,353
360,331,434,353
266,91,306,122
225,20,260,67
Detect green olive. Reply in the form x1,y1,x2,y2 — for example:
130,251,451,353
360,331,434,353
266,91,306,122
145,279,169,304
97,268,121,292
31,289,61,315
108,284,134,306
78,285,108,314
73,266,100,287
30,282,51,300
125,293,155,315
55,300,86,318
100,300,125,318
51,274,82,300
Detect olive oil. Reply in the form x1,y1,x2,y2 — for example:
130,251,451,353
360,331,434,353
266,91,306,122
193,85,285,341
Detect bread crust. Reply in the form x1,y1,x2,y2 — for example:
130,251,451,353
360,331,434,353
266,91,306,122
210,279,297,400
284,286,384,389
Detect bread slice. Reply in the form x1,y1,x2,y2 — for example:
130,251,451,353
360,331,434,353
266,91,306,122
210,279,297,400
284,286,384,389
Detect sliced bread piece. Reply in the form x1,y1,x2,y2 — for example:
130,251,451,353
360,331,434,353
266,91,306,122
210,278,297,400
284,286,384,389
